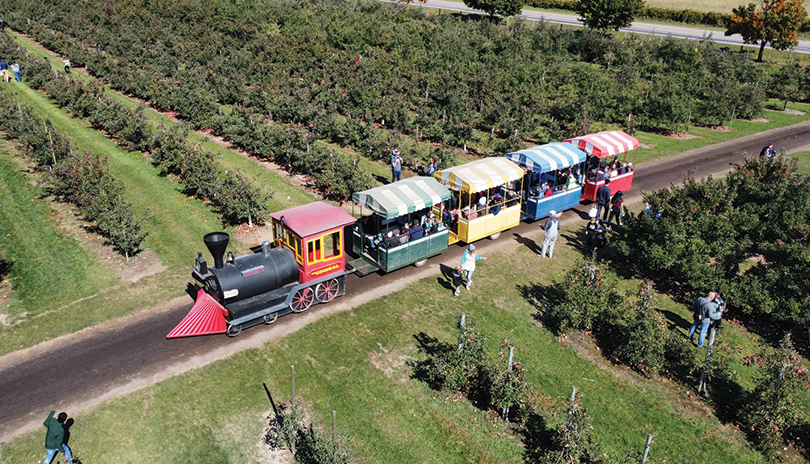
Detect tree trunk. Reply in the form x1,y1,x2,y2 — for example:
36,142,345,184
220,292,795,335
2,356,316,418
757,41,766,62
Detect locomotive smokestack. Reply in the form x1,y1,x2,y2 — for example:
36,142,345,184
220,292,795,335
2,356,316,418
203,232,230,269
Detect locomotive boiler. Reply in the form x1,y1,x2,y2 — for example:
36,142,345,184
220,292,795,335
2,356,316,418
167,202,357,338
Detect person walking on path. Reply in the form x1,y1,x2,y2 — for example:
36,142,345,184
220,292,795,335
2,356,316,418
688,291,717,348
11,61,20,82
63,57,71,74
759,142,776,161
391,148,402,183
42,410,76,464
460,244,486,291
540,210,562,258
708,293,726,331
596,179,611,223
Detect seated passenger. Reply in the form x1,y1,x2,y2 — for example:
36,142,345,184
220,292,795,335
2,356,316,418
429,216,440,233
505,189,518,207
627,162,634,172
409,219,424,239
544,185,553,197
619,163,627,175
490,192,502,216
478,196,488,215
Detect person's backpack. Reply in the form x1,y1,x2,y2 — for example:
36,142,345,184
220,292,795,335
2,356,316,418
692,299,703,320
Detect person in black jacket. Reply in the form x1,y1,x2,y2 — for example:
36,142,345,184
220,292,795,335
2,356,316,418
596,179,611,223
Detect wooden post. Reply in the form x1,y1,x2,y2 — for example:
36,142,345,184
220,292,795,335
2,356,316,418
332,410,337,464
641,434,654,463
291,365,296,407
46,126,56,165
566,386,577,432
458,313,466,351
502,345,515,421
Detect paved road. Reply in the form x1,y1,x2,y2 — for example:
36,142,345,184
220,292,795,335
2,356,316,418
2,119,810,443
400,0,810,54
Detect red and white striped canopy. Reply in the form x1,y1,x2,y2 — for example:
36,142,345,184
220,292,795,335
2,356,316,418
565,130,639,158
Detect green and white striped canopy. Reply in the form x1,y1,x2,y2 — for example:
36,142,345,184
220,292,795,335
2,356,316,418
352,177,451,219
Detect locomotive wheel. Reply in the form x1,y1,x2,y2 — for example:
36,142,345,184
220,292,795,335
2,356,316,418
226,324,242,337
414,259,428,267
315,279,340,302
488,232,501,240
290,287,315,312
263,312,278,324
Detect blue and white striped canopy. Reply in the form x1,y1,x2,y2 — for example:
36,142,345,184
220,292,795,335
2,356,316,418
504,142,587,173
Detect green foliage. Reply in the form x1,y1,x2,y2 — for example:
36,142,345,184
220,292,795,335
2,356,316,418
463,0,525,17
740,335,808,458
534,393,605,463
616,156,810,327
412,315,532,422
543,259,624,333
276,403,355,464
769,61,808,111
612,283,668,378
213,169,271,225
576,0,645,31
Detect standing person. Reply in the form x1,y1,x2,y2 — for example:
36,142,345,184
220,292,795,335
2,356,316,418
596,179,611,223
606,191,624,229
451,266,463,296
688,291,716,349
759,142,776,161
391,148,402,183
585,216,599,257
460,244,486,291
63,56,71,74
426,157,437,176
42,411,76,464
0,57,8,83
540,210,562,258
709,293,726,331
11,61,20,82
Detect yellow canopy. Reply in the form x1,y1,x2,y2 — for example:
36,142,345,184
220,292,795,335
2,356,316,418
434,157,523,194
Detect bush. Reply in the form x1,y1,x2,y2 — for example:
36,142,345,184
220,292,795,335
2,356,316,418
543,260,624,333
612,283,668,378
740,335,809,458
276,403,355,464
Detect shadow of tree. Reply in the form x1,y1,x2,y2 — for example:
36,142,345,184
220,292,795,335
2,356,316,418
520,411,555,463
408,332,453,391
517,281,567,334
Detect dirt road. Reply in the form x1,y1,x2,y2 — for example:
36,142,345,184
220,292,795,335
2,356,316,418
2,120,810,442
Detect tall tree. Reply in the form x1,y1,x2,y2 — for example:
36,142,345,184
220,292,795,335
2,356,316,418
726,0,808,62
576,0,645,30
463,0,524,18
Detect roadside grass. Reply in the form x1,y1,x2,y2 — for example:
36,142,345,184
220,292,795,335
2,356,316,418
0,150,118,320
0,228,779,464
793,150,810,174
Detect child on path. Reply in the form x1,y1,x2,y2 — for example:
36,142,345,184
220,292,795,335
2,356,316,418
451,266,463,296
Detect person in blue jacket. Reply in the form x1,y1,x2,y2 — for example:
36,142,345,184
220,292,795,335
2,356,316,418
595,179,611,223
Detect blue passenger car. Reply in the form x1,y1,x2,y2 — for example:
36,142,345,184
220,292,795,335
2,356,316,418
504,143,588,221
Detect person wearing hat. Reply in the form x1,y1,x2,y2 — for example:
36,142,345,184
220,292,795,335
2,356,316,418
540,210,562,258
460,244,486,291
391,148,403,183
759,142,776,161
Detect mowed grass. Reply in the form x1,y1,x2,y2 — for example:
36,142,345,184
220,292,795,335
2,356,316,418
0,229,775,464
0,151,118,319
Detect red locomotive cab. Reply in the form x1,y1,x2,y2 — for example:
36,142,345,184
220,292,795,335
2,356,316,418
270,202,355,284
